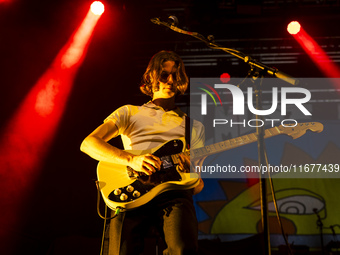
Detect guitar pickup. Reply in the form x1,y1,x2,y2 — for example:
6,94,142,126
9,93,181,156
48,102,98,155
161,155,174,169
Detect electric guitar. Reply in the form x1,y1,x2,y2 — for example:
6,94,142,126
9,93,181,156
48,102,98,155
96,122,323,211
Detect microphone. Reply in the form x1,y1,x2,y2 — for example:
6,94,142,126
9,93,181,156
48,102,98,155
167,16,178,26
150,16,178,27
151,16,196,36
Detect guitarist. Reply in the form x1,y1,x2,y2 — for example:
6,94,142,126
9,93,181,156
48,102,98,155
80,50,205,255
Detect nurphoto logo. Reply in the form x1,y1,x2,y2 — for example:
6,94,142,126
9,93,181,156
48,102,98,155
195,79,312,128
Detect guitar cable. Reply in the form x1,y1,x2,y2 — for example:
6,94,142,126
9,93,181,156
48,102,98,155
95,180,121,220
99,204,108,255
95,180,122,255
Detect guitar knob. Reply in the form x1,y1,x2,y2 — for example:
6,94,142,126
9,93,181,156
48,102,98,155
114,189,122,196
120,193,128,201
133,190,141,198
126,185,134,192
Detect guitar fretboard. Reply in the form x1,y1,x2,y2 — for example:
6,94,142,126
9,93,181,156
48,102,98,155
170,122,323,162
190,126,281,160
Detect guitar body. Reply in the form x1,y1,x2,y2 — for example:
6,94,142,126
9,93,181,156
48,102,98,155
97,138,200,211
96,122,324,211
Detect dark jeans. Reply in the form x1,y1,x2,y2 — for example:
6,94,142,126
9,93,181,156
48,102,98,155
108,190,198,255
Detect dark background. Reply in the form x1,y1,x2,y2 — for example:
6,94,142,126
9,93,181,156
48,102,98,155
1,0,340,254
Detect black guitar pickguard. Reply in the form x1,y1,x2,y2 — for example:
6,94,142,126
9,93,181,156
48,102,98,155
108,139,184,203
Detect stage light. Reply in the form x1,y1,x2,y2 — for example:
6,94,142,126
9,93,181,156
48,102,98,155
220,73,231,83
287,21,301,35
0,2,104,253
289,22,340,78
91,1,104,15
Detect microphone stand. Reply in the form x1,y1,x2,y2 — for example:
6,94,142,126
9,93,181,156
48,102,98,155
151,17,299,86
250,67,271,255
314,210,325,255
151,18,299,255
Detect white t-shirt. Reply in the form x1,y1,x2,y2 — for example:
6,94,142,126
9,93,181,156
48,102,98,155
105,101,205,151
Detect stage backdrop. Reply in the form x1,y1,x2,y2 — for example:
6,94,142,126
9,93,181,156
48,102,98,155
190,78,340,251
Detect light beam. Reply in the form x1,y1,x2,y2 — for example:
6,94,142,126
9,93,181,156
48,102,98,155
289,21,340,78
0,4,104,254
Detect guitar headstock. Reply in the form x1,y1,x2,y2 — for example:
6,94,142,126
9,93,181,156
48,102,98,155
278,122,324,139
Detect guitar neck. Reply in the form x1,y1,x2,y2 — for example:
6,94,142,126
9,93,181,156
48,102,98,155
191,126,282,160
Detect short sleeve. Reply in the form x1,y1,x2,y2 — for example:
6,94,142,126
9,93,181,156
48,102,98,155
104,105,132,135
191,119,205,149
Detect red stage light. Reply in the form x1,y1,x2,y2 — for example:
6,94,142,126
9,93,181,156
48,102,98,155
290,23,340,78
0,2,104,253
287,21,301,35
91,1,105,15
220,73,231,83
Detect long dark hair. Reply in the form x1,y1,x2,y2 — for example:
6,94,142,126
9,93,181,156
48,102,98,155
140,50,189,97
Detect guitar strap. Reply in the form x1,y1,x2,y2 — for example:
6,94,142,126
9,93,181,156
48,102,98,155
185,115,193,150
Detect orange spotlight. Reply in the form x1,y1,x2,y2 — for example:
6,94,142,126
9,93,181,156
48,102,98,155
287,21,301,35
91,1,105,15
